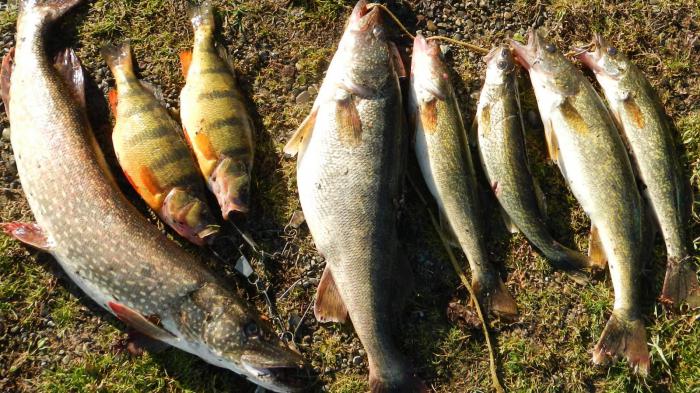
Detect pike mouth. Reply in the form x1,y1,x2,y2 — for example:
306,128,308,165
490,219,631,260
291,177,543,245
241,362,312,391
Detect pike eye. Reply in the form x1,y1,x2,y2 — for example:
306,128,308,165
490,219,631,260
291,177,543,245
545,44,556,53
244,322,260,338
607,47,618,56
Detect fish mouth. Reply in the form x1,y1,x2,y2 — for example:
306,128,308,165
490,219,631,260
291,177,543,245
240,353,311,392
575,33,606,74
484,45,515,72
349,0,381,32
411,33,440,70
510,28,546,70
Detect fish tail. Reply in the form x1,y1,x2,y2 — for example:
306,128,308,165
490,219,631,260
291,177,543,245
208,156,251,221
19,0,83,21
161,187,220,245
100,42,134,77
660,255,700,309
592,311,650,376
189,0,214,30
368,364,427,393
472,276,519,321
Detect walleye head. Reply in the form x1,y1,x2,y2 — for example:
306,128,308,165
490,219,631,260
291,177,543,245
176,284,309,392
510,29,577,93
411,33,450,102
576,33,629,81
484,45,515,85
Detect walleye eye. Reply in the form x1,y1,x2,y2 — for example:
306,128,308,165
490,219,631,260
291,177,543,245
607,47,618,56
372,26,385,40
545,44,556,53
497,60,508,70
244,322,260,338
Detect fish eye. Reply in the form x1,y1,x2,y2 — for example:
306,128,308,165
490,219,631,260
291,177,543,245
244,322,260,338
607,47,618,56
497,60,508,70
545,44,556,53
372,26,385,40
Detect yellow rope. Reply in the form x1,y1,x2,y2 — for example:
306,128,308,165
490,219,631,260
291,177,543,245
427,35,490,55
366,3,415,40
407,175,506,393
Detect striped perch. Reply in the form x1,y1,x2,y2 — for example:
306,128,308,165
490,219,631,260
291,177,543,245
102,42,220,246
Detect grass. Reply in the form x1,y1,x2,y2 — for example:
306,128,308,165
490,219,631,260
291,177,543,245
1,0,699,392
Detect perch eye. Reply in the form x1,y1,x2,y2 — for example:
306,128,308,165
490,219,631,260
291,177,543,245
607,47,618,56
545,44,556,53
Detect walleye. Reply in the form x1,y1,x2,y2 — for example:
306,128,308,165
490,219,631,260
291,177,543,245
0,1,305,391
409,35,518,319
577,34,699,308
103,42,220,246
284,2,424,391
180,1,255,220
511,30,649,374
476,46,590,275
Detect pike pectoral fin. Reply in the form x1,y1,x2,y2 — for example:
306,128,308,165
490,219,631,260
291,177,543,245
588,224,607,269
53,48,86,110
108,301,176,340
0,47,14,113
336,97,362,146
284,108,317,156
179,50,193,78
0,222,53,250
313,267,348,323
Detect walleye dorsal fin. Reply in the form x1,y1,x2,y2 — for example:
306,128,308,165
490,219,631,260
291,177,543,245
108,301,176,340
0,222,54,250
179,50,193,78
388,41,407,79
314,267,348,323
336,96,362,146
0,47,14,113
588,224,607,270
420,98,438,134
53,48,86,110
284,108,317,157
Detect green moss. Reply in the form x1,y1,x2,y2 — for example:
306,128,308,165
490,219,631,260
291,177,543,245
328,374,367,393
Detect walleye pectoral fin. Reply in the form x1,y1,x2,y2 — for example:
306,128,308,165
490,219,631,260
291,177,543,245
108,89,118,115
284,108,317,156
179,50,193,78
338,79,373,98
544,118,559,164
622,94,646,129
0,47,14,113
0,222,53,250
336,97,362,146
388,41,407,78
314,267,348,323
588,224,607,269
419,98,438,134
53,48,86,110
108,301,176,340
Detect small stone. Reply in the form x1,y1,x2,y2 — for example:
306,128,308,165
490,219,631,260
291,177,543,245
426,20,438,32
282,65,296,77
295,91,311,105
440,45,451,56
307,85,318,96
504,12,513,20
352,355,363,365
1,127,10,141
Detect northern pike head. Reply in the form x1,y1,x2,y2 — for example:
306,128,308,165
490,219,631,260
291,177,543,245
576,33,630,81
175,284,308,392
510,29,578,95
484,45,516,86
410,34,450,102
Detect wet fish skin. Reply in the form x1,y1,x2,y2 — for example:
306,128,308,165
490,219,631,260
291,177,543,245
180,1,254,220
285,2,424,391
409,35,518,319
102,42,220,246
511,29,649,374
476,46,590,274
577,34,699,308
3,1,305,391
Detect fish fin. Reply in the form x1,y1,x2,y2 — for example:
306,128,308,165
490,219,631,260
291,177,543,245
388,41,407,79
592,311,650,376
140,80,165,104
124,329,170,356
215,44,238,77
622,94,646,129
107,301,176,340
473,277,519,321
20,0,83,21
468,114,478,148
194,131,217,161
660,256,700,309
179,50,193,78
560,97,588,134
189,0,214,29
544,118,559,164
500,206,519,234
0,222,53,250
438,212,460,248
138,166,163,206
419,98,438,134
101,42,134,75
108,88,118,115
0,47,14,113
335,96,362,146
338,79,374,98
284,108,317,157
369,362,428,393
588,224,607,270
53,48,86,110
532,178,547,216
313,267,348,323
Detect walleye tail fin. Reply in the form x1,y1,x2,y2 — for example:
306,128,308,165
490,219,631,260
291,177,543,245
53,48,86,110
660,256,700,309
314,266,348,323
473,276,519,321
0,47,14,113
101,42,134,76
20,0,83,21
592,311,650,376
0,222,53,250
189,0,214,30
369,366,427,393
588,225,607,270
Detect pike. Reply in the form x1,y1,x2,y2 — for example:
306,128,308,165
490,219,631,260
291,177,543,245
103,42,220,246
0,1,306,391
511,29,650,374
179,1,255,221
284,2,425,391
409,35,518,319
476,46,590,276
577,34,699,308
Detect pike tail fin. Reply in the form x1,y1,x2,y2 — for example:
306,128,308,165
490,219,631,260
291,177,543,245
592,311,650,376
473,276,519,321
661,256,700,309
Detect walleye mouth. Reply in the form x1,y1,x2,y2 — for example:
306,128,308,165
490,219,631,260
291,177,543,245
510,29,539,69
349,0,381,32
574,33,606,74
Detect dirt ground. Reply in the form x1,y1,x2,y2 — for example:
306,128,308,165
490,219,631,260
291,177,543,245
0,0,698,392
